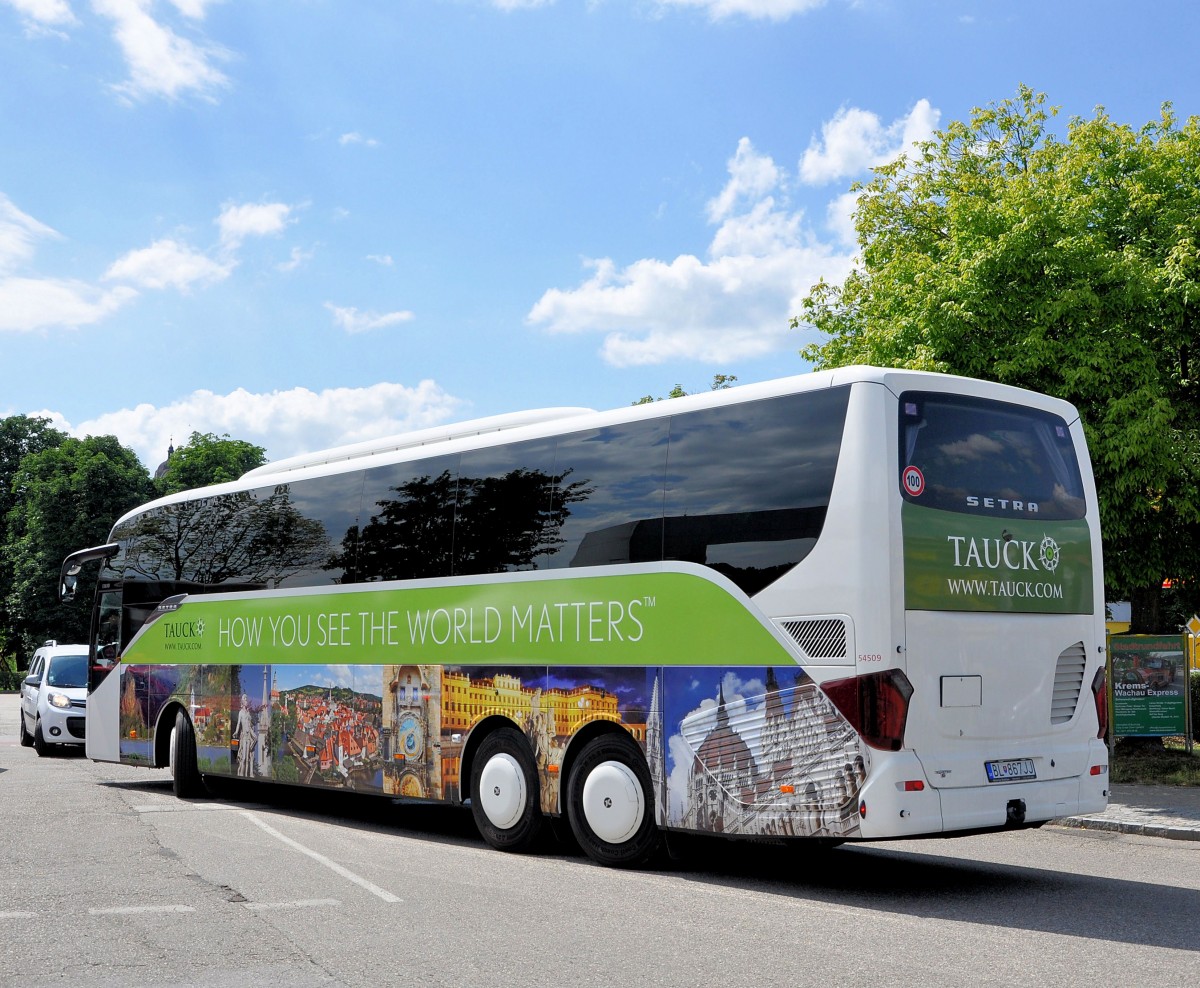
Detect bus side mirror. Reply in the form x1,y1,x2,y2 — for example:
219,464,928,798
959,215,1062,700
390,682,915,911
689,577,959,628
57,543,119,603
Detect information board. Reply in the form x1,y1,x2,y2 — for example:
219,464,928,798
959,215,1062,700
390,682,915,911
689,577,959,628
1109,635,1188,737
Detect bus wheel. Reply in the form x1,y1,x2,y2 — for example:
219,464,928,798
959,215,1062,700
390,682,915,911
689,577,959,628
170,710,209,799
566,734,661,868
470,727,543,853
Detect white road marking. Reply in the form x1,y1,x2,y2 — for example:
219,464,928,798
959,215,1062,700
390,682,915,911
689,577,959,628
133,803,241,813
241,812,401,904
89,905,196,915
0,911,37,919
243,898,342,911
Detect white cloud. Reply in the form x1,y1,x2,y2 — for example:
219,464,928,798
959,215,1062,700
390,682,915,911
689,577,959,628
93,0,231,103
62,380,465,468
0,193,60,272
706,137,782,224
528,101,939,364
325,303,414,334
825,189,860,249
103,237,232,290
654,0,827,21
0,193,140,330
167,0,222,18
216,200,294,248
490,0,555,10
0,276,137,331
366,254,393,266
2,0,78,32
277,245,315,273
528,137,851,366
799,99,939,185
338,132,380,148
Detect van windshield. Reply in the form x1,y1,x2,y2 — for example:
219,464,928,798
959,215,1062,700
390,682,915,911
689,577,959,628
46,654,89,689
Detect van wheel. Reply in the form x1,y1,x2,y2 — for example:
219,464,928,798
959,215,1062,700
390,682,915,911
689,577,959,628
33,721,50,757
170,710,209,798
19,713,33,748
566,733,661,868
469,727,543,853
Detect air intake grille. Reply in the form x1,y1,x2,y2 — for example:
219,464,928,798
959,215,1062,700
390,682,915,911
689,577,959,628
776,617,848,660
1051,641,1087,725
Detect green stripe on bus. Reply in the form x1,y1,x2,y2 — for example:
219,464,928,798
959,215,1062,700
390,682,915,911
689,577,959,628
121,569,797,667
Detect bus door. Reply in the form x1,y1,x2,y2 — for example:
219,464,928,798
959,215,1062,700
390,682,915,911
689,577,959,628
86,583,124,762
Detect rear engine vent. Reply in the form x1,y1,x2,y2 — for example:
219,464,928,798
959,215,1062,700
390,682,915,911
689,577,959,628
1051,641,1087,725
776,617,848,660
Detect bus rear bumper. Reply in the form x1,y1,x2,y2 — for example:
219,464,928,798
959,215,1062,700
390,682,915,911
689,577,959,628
855,741,1110,839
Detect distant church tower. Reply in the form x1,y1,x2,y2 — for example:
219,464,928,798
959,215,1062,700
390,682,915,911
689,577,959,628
153,439,175,481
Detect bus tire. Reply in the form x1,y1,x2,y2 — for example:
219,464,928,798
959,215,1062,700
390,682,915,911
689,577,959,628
170,710,208,799
469,726,543,853
566,733,661,869
19,712,33,747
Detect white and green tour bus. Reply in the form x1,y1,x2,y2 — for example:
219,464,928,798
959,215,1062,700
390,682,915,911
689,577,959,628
61,367,1109,867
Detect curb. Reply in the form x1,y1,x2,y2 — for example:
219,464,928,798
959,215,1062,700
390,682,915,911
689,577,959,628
1052,816,1200,841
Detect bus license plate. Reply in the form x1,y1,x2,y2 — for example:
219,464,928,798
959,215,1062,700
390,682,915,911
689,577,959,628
985,758,1036,782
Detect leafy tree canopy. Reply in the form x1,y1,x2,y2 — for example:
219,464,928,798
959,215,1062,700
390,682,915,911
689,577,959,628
155,431,268,495
794,86,1200,631
3,435,154,655
634,374,738,405
0,415,68,659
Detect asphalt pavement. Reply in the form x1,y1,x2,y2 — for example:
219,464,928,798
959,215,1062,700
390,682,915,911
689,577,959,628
1,689,1196,841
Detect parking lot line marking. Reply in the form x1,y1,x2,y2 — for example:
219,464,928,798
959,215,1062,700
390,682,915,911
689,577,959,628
0,911,37,919
241,812,401,904
243,898,342,911
133,803,241,813
89,905,197,915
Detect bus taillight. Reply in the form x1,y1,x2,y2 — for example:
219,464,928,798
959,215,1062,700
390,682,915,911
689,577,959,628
822,669,914,751
1091,667,1108,740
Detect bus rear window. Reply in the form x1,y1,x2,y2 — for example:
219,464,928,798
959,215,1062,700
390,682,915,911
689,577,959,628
899,392,1086,521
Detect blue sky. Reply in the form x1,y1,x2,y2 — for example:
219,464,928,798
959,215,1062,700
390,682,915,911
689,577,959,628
3,1,1199,470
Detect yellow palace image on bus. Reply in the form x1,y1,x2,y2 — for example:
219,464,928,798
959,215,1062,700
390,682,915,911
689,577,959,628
61,367,1110,867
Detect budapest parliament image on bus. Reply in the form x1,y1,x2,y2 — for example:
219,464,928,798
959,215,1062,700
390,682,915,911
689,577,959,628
61,366,1109,868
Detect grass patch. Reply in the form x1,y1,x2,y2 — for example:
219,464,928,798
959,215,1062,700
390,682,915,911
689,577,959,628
1110,738,1200,786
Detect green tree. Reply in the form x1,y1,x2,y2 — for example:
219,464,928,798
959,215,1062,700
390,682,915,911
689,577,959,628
633,374,738,405
0,415,68,662
3,435,154,654
794,86,1200,632
155,431,267,495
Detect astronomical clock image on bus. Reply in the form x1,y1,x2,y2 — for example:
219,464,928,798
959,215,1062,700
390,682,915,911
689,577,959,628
656,666,868,839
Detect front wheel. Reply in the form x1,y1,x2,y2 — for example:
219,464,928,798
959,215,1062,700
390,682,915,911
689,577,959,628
566,733,661,868
469,727,543,853
32,720,49,757
170,710,208,799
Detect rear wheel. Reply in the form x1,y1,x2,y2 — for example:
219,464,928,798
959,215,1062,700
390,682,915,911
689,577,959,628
18,712,33,748
170,710,208,798
566,733,661,868
469,727,543,853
